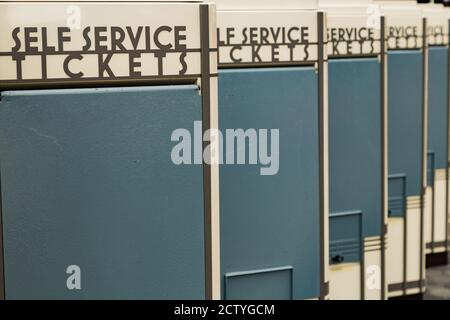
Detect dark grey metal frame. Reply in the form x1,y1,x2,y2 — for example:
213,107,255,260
317,11,328,301
380,16,387,301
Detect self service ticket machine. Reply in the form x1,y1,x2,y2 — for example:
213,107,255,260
212,0,329,300
0,0,220,299
375,0,428,299
418,0,450,268
319,0,387,300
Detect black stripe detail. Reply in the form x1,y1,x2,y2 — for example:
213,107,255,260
219,61,317,69
426,241,448,249
426,251,449,268
388,280,425,292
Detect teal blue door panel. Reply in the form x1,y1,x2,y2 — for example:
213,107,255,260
428,46,448,171
218,68,321,299
0,86,205,299
329,211,362,265
224,267,293,299
388,51,423,197
328,58,382,238
388,174,407,217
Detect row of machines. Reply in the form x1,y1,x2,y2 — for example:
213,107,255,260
0,0,448,300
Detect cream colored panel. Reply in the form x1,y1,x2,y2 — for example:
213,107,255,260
364,248,382,300
406,204,421,284
216,10,318,65
319,0,382,57
434,171,447,245
324,13,381,57
448,170,450,226
0,2,205,86
209,71,221,301
422,3,449,46
374,0,423,50
212,0,318,11
329,263,361,300
204,5,220,299
434,247,446,253
425,186,433,253
5,0,203,2
389,290,403,298
406,287,421,295
320,0,373,6
387,217,404,286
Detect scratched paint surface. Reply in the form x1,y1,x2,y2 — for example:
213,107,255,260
0,85,205,299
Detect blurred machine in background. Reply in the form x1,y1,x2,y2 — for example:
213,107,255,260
319,0,387,300
418,0,449,268
375,0,428,299
212,0,329,300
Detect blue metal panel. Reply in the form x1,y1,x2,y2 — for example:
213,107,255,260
0,86,205,299
224,266,293,300
218,67,321,300
387,51,423,197
329,211,362,265
328,58,382,237
388,174,407,217
428,46,449,170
